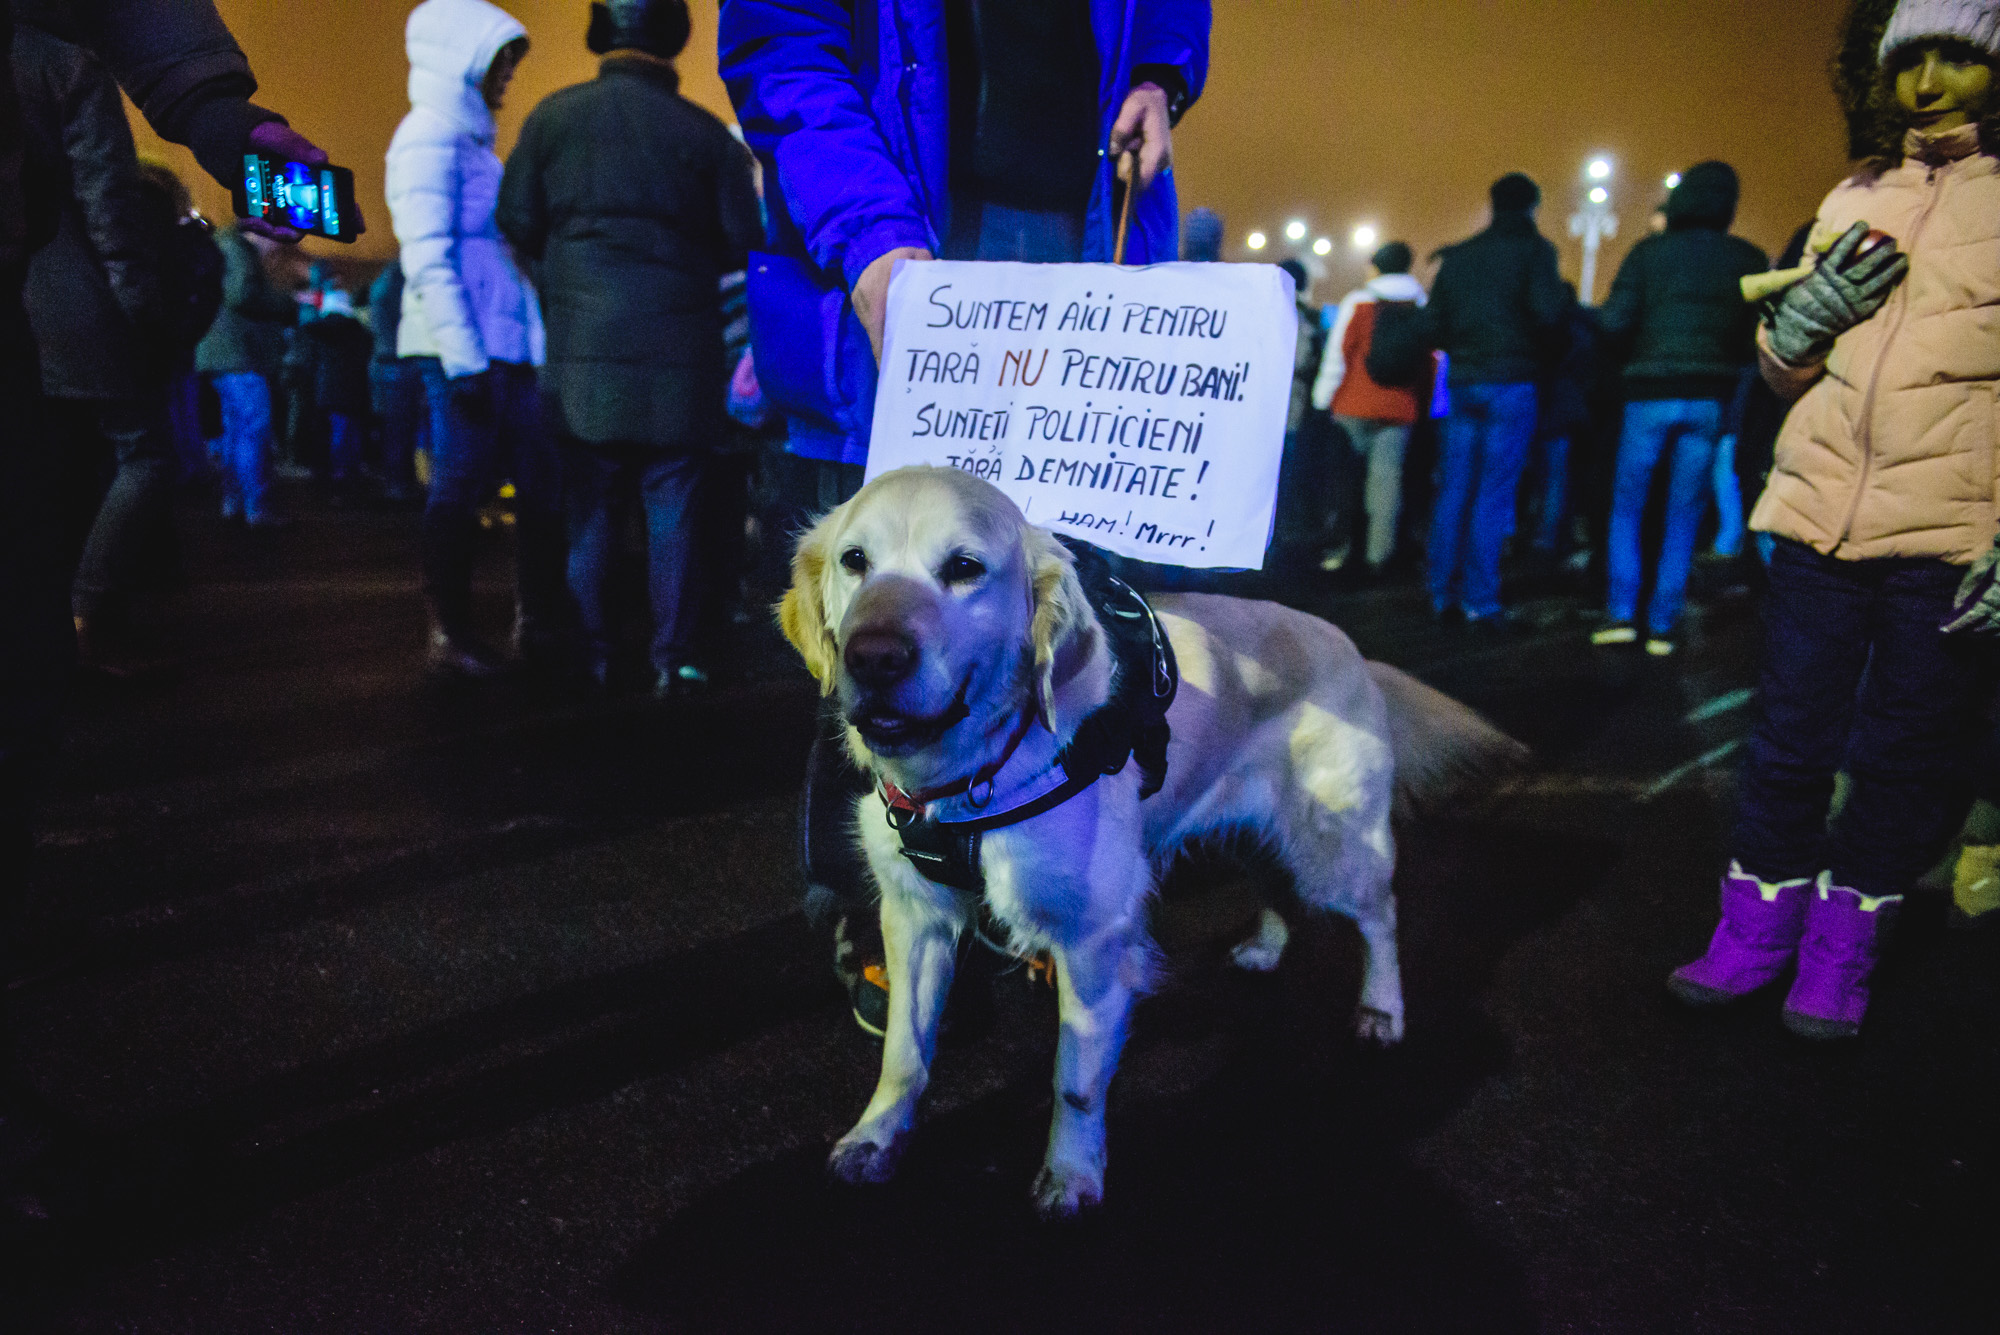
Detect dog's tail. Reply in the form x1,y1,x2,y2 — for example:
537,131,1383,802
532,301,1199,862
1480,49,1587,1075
1368,662,1530,821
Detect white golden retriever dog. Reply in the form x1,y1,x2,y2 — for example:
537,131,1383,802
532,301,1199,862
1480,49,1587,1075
782,466,1523,1216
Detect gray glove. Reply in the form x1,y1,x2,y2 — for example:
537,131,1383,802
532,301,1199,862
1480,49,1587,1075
1766,221,1909,366
1944,539,2000,637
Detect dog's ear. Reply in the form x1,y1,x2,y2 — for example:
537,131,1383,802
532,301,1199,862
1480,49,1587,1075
1025,526,1097,734
778,509,841,694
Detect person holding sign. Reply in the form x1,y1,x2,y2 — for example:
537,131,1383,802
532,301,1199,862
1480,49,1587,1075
720,0,1210,478
720,0,1211,1035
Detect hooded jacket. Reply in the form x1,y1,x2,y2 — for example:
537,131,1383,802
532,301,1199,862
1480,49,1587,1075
1753,123,2000,566
1597,162,1769,400
719,0,1210,465
386,0,543,377
1420,210,1571,388
499,53,760,449
1311,271,1429,425
193,223,292,378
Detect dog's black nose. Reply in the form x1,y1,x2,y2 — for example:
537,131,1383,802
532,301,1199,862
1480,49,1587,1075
844,629,917,687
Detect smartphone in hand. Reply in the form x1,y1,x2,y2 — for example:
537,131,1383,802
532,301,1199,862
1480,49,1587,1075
234,153,363,243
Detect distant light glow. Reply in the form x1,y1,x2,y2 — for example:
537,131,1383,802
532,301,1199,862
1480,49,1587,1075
1351,223,1379,251
1589,187,1609,205
1313,237,1333,256
1587,157,1613,181
1246,230,1268,251
1284,219,1308,242
1664,172,1683,189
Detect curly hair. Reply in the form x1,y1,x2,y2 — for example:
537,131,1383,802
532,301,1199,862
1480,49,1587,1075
1837,0,2000,167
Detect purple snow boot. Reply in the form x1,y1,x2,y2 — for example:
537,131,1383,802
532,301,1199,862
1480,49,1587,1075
1666,862,1812,1006
1782,875,1900,1041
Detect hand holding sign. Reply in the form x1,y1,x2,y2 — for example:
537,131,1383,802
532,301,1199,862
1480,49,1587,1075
867,260,1298,570
856,246,936,362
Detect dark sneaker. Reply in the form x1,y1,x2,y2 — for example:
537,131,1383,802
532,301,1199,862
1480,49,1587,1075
653,664,712,699
1645,635,1678,658
848,962,890,1038
833,915,888,1039
426,628,502,678
1590,621,1638,646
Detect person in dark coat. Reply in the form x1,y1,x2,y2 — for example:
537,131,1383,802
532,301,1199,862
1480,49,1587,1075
194,223,295,524
1591,160,1769,654
0,0,334,1236
367,257,424,501
1527,294,1598,559
1419,172,1572,627
498,0,761,695
13,22,178,672
298,287,376,496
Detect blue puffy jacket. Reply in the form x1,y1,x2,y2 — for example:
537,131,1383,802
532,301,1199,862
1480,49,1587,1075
719,0,1210,464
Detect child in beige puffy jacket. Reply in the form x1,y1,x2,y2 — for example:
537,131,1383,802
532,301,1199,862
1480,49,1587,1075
1669,0,2000,1040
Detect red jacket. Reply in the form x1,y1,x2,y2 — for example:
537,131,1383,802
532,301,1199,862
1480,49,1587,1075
1329,299,1425,425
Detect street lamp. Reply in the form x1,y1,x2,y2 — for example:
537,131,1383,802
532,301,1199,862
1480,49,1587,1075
1664,171,1682,190
1351,223,1379,252
1313,237,1333,256
1246,230,1268,251
1570,157,1619,305
1284,219,1308,243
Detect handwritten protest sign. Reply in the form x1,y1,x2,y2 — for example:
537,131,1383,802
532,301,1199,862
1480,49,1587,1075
865,261,1298,569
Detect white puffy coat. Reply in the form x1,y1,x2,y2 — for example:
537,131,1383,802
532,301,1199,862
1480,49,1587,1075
386,0,544,377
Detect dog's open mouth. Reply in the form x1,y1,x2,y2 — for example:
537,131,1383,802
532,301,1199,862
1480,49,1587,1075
849,677,972,753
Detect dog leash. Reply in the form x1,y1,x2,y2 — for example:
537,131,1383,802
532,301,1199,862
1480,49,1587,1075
1113,148,1137,265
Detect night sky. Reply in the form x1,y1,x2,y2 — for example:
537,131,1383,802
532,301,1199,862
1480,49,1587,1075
131,0,1856,299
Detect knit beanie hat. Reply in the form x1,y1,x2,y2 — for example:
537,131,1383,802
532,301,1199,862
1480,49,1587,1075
1664,160,1740,229
1490,172,1541,214
587,0,692,58
1879,0,2000,62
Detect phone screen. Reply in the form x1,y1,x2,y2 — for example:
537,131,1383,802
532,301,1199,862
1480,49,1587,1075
235,154,362,243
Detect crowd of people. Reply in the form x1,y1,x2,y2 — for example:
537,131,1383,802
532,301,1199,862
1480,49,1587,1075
5,0,2000,1236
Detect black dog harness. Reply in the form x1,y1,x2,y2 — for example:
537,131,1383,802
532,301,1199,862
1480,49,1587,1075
878,551,1178,895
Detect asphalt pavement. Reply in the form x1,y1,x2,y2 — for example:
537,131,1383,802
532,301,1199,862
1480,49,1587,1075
4,494,1997,1334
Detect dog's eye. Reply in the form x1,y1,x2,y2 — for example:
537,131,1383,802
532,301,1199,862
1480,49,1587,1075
940,553,986,585
839,547,868,576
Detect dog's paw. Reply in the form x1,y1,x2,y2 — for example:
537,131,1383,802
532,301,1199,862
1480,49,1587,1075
1354,1006,1405,1047
828,1133,905,1185
1031,1163,1104,1220
1228,908,1289,973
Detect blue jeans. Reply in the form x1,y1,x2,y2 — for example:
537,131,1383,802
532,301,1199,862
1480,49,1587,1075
1427,381,1538,619
1528,433,1570,554
1711,432,1744,557
211,372,272,521
565,442,705,677
370,358,428,494
328,412,363,481
1605,397,1721,634
1734,540,1987,898
417,360,564,636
